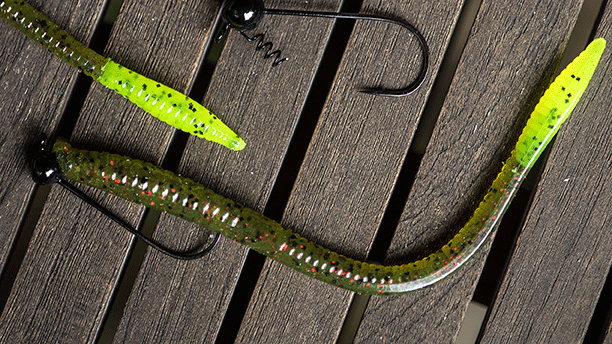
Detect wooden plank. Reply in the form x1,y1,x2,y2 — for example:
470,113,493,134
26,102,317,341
234,1,462,343
0,0,104,273
479,4,612,343
0,0,219,342
111,1,346,342
353,0,585,343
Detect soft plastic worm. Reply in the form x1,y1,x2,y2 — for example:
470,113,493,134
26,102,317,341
48,39,604,294
0,0,245,151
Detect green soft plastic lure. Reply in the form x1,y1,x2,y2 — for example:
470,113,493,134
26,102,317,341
41,39,605,295
1,0,245,151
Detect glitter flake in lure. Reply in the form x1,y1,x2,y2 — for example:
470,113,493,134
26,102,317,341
47,39,604,295
0,0,245,151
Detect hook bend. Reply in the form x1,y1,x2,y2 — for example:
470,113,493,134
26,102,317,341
263,9,430,97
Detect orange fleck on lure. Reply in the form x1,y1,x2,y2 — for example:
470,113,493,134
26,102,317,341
1,0,245,150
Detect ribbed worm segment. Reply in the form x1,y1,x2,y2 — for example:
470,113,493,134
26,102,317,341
50,39,604,295
98,61,245,151
0,0,107,78
2,0,245,151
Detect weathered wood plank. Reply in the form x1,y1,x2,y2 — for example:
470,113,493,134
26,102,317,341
0,0,104,275
353,0,584,343
234,0,462,343
111,1,346,342
0,0,219,342
479,3,612,343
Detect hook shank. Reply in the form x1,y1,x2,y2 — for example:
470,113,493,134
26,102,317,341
56,178,220,260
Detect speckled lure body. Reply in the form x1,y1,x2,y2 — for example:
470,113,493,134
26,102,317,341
50,39,604,295
1,0,244,150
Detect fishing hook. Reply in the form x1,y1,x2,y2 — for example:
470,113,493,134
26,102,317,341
30,135,221,260
215,0,430,97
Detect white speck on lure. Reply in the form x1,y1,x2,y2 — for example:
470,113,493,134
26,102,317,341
46,38,605,295
1,0,245,151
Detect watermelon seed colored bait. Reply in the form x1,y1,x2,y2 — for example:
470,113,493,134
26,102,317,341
1,0,245,150
28,38,605,295
30,39,606,293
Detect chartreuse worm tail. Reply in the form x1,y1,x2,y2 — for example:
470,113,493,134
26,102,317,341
47,39,604,295
1,0,245,151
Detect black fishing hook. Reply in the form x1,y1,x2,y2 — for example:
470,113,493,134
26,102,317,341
215,0,429,97
30,136,221,260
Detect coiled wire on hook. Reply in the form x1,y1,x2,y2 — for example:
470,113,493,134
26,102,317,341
240,32,288,66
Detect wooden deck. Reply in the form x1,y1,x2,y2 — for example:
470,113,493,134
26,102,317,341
1,0,612,343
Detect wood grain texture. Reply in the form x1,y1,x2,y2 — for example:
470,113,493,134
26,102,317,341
354,0,584,343
1,1,606,343
0,0,104,276
234,0,462,342
0,0,218,342
479,4,612,343
111,0,345,342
